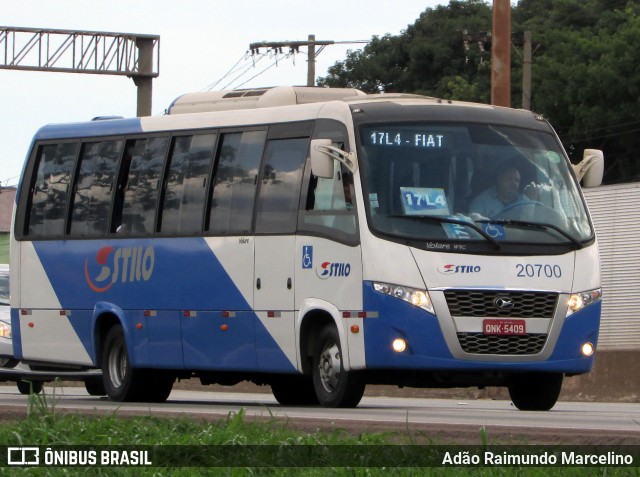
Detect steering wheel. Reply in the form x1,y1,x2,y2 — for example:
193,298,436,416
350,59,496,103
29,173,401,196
494,199,545,216
493,199,567,228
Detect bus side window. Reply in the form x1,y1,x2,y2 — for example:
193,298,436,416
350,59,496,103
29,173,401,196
207,130,266,234
301,161,357,238
26,142,78,238
113,137,168,235
254,138,309,234
69,140,123,237
159,133,217,235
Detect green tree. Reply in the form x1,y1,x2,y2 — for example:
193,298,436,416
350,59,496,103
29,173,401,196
318,0,492,102
516,0,640,180
320,0,640,184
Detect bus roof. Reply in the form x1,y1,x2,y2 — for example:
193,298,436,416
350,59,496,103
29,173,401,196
167,86,366,114
32,87,550,141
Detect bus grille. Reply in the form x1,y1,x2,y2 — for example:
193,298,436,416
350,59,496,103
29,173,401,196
444,290,558,355
456,333,547,355
444,290,558,318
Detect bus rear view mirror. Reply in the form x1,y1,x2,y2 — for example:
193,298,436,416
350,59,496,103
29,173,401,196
310,139,335,179
310,139,357,176
574,149,604,188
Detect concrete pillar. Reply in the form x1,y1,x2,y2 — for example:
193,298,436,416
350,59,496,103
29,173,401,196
134,37,154,117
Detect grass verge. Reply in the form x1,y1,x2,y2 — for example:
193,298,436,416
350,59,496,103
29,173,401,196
0,384,636,476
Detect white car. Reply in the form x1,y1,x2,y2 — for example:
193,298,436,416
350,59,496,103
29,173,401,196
0,264,44,393
0,264,104,395
0,267,18,369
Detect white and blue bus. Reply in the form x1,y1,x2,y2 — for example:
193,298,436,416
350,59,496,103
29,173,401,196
10,86,603,409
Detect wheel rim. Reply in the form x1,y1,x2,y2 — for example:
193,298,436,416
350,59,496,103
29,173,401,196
318,342,341,393
108,340,127,389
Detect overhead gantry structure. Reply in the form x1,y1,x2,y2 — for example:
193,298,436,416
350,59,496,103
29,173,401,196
0,26,159,116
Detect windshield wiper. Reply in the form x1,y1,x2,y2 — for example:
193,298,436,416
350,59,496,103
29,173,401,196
475,219,582,248
390,215,501,249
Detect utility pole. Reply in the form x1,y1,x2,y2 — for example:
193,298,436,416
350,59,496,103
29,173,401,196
249,35,334,86
522,31,532,110
307,34,316,87
491,0,511,107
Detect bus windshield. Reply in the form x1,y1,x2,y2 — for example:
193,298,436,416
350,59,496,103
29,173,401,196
359,123,592,248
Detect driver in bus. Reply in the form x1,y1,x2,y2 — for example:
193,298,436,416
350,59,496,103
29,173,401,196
469,165,539,218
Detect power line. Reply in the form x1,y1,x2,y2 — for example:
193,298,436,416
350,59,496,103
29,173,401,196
228,51,296,90
218,53,269,91
561,125,640,143
202,52,250,91
204,35,372,90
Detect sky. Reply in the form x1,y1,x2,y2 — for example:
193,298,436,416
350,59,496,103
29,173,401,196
1,0,446,187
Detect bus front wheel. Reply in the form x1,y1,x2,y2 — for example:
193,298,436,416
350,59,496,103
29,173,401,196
312,326,365,408
508,372,563,411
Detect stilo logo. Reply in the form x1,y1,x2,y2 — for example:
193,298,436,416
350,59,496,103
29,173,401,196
438,264,482,274
84,245,155,293
316,261,351,279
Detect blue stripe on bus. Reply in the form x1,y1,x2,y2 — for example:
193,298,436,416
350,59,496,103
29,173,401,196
31,238,296,373
362,281,598,374
362,281,454,369
10,308,22,360
34,118,144,140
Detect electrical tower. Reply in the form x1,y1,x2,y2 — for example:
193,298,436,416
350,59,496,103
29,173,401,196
0,26,159,116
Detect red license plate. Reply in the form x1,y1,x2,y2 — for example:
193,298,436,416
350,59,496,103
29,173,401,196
483,319,526,335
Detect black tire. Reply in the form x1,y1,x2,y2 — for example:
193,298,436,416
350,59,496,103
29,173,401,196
17,379,43,395
101,325,173,403
0,357,19,369
84,377,107,396
102,325,139,401
138,370,174,403
271,376,319,406
311,326,365,408
508,373,563,411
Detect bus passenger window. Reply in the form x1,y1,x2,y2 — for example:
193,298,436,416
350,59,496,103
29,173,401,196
26,142,78,237
114,137,168,235
254,138,309,234
159,133,217,235
69,140,123,237
208,130,266,234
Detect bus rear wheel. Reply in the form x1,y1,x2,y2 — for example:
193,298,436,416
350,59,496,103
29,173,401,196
102,325,139,402
508,372,563,411
84,376,107,396
17,379,43,395
271,376,318,406
102,325,173,403
311,326,365,408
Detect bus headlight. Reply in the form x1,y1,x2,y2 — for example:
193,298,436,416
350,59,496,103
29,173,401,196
581,342,595,357
0,322,11,339
373,282,435,314
392,338,407,353
566,288,602,316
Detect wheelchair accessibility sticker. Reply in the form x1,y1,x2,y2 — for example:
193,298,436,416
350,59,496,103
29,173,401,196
302,246,313,269
482,222,506,240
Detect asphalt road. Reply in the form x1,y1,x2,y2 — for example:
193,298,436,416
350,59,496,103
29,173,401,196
0,385,639,445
